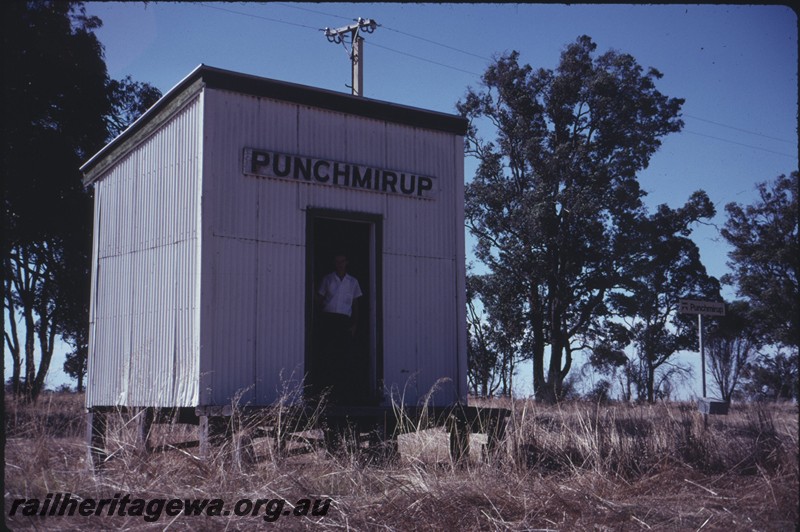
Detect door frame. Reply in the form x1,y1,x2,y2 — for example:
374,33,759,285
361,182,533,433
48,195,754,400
305,208,383,404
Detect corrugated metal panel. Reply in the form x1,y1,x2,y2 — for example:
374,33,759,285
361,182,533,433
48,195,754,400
88,253,129,405
199,88,464,407
200,89,306,406
87,80,465,410
379,124,461,406
86,185,101,406
295,107,388,214
202,89,300,243
87,95,202,407
382,255,460,406
344,114,388,171
452,134,468,403
255,242,305,404
384,125,456,260
205,236,258,406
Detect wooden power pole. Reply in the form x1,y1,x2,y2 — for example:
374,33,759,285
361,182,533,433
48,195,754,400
324,18,378,97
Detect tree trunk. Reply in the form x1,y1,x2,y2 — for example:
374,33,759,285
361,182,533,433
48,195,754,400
548,344,563,401
529,287,546,400
23,304,36,400
508,355,515,397
547,307,566,402
31,317,56,400
4,285,23,395
646,365,655,403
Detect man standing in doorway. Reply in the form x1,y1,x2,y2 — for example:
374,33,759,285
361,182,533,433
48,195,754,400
316,254,362,403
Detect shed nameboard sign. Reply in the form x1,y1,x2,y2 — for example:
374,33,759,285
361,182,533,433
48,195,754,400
243,148,438,199
678,299,726,316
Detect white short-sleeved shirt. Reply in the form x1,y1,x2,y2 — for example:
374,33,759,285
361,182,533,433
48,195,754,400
318,272,363,317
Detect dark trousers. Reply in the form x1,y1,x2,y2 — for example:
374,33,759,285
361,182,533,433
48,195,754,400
317,312,355,403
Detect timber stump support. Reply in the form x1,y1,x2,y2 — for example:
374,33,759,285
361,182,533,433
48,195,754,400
86,409,107,469
84,403,510,465
198,415,230,459
377,410,400,462
136,407,154,454
448,412,470,465
481,408,510,459
197,405,234,459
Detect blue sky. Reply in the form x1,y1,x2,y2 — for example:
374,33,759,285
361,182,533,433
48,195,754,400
84,2,796,279
21,2,799,396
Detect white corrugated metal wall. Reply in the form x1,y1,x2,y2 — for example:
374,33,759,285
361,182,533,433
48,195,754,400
199,88,465,407
200,92,312,406
86,95,203,407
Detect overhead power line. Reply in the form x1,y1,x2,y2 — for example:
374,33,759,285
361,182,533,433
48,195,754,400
197,3,321,31
274,3,490,62
195,2,798,155
684,114,794,144
368,41,483,76
683,130,797,159
381,25,493,62
275,2,351,22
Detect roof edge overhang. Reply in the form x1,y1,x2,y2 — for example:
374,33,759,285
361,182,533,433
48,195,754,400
81,64,468,185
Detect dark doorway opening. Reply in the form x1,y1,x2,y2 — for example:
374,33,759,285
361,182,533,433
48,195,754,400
306,211,382,405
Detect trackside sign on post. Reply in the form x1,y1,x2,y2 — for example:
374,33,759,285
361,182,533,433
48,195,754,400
679,299,726,316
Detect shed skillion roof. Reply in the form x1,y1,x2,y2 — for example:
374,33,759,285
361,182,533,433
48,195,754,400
81,64,468,184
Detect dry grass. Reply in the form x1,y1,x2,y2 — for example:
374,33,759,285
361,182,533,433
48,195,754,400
4,392,798,530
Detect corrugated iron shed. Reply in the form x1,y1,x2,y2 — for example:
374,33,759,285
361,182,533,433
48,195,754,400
83,65,468,409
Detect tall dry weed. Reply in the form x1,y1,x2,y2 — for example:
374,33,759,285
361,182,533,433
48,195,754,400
4,392,798,530
502,399,798,481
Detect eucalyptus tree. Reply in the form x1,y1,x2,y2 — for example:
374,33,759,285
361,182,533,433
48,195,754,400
705,301,761,402
601,194,720,402
467,273,528,397
3,2,108,399
743,350,798,401
719,172,798,403
3,1,160,399
459,36,686,401
721,172,798,350
466,276,501,397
